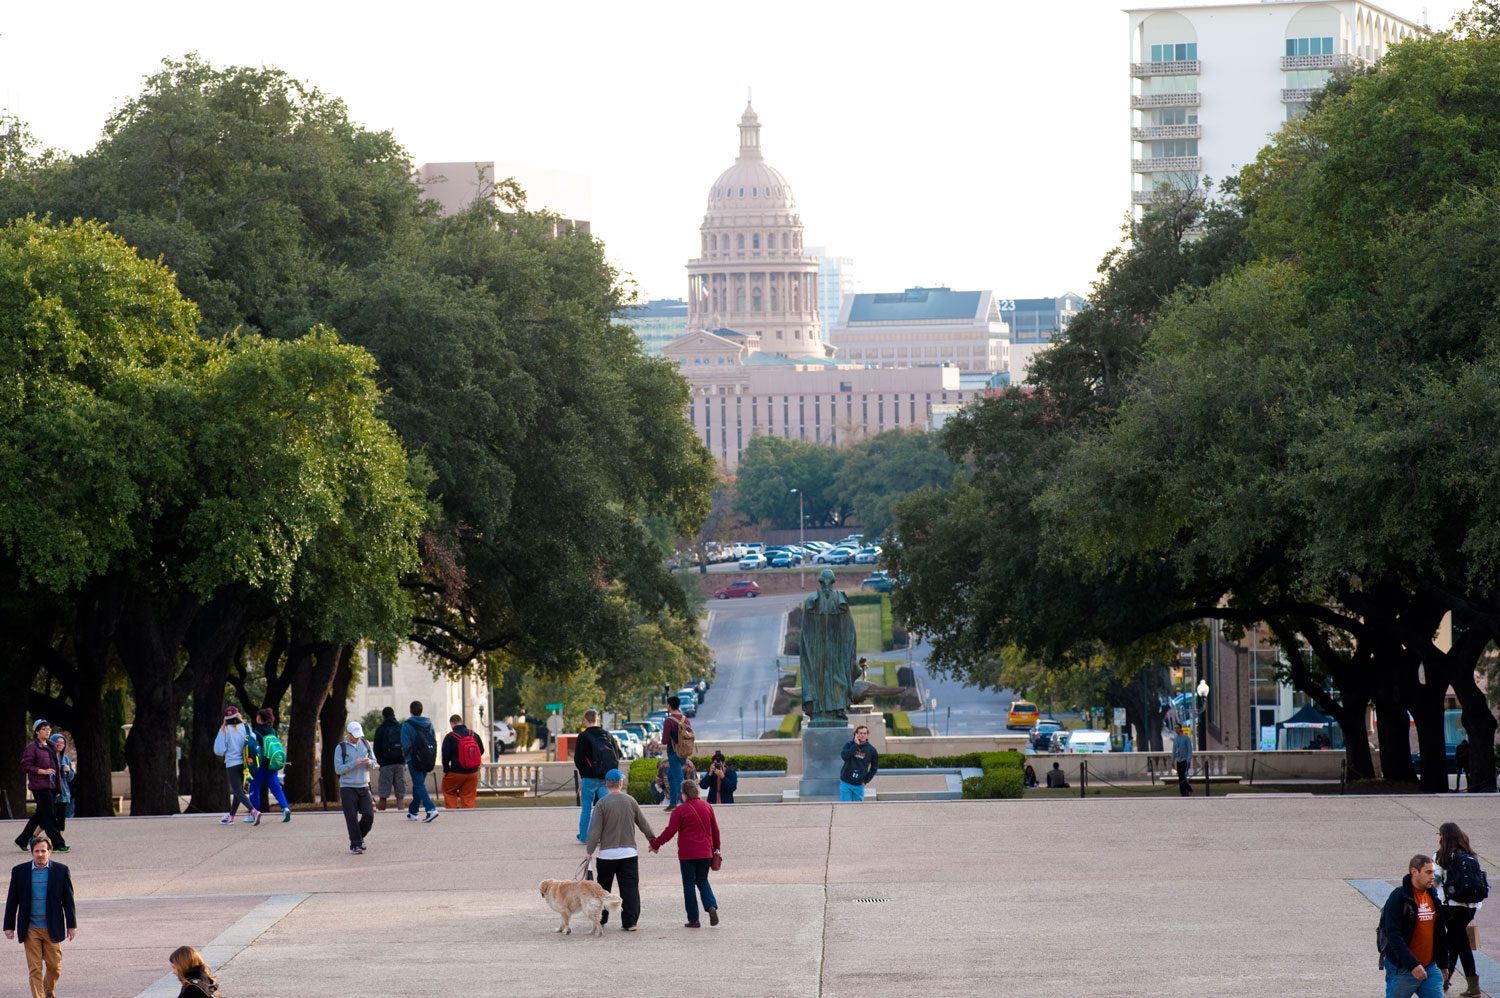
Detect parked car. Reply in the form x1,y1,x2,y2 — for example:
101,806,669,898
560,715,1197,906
689,677,711,693
768,551,797,568
854,546,882,564
1007,701,1040,730
678,697,697,717
1029,719,1064,751
646,710,669,725
714,580,761,599
1066,730,1112,754
492,720,518,753
1046,730,1071,753
611,730,643,761
860,575,893,593
623,722,657,745
738,553,767,570
814,547,855,565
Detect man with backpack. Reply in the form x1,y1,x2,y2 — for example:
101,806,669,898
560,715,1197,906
574,709,619,842
660,697,695,813
1380,853,1449,998
333,721,376,854
373,706,408,812
400,702,440,822
440,714,485,809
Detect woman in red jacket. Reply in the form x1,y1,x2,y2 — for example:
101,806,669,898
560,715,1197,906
648,779,721,927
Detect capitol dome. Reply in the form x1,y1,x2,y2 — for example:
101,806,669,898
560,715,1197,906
706,103,795,210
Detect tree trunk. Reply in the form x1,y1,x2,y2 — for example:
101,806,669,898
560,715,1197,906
117,590,199,815
183,594,251,814
1372,690,1417,783
68,576,125,818
0,661,30,819
317,646,356,808
283,633,342,804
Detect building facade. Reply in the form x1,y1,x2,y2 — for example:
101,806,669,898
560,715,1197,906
617,298,688,356
997,293,1086,345
346,645,487,746
807,247,857,336
828,287,1011,373
1127,2,1421,209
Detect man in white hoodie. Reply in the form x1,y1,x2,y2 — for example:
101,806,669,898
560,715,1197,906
212,707,259,826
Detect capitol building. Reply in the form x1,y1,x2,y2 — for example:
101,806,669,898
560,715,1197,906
663,104,994,471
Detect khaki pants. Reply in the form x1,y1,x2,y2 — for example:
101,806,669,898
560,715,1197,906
441,770,478,808
23,928,62,998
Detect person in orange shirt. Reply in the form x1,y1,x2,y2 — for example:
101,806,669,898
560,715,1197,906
1380,854,1449,998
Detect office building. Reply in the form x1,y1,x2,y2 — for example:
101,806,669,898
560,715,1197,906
807,247,858,335
617,298,689,356
1128,2,1421,209
828,287,1010,373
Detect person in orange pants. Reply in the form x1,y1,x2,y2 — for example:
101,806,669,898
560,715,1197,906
440,714,484,808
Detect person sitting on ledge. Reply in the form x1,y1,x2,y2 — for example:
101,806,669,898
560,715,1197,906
1045,762,1069,789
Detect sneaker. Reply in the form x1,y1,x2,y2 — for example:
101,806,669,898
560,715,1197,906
350,845,364,855
707,907,719,926
684,920,701,928
623,925,638,932
15,843,25,852
281,810,291,823
422,810,439,823
406,812,420,821
52,846,69,854
663,805,676,812
220,815,235,825
250,809,261,826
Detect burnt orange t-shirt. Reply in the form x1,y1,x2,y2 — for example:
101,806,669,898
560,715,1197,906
1409,889,1437,966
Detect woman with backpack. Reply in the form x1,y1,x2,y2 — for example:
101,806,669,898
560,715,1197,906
1437,821,1486,997
212,707,259,826
168,945,220,996
648,779,722,928
249,709,291,823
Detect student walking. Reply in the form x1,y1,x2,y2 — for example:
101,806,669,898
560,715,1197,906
248,708,292,822
373,706,408,812
1171,725,1194,797
838,725,879,801
1436,822,1486,997
584,769,657,931
4,834,76,998
574,709,618,841
213,707,260,825
400,702,440,822
1380,853,1449,998
334,722,376,854
649,780,722,928
168,944,220,996
661,697,694,812
440,714,484,809
48,735,75,827
13,720,68,853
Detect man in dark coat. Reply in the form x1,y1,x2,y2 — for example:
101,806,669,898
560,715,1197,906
4,834,77,998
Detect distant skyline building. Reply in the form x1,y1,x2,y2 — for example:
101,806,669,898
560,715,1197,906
416,160,592,234
829,287,1010,373
996,293,1086,344
617,298,688,356
806,247,857,337
1127,2,1420,212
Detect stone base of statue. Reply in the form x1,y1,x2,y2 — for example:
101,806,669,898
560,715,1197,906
799,723,852,800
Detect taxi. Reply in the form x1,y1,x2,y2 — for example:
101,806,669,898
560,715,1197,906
1007,700,1040,730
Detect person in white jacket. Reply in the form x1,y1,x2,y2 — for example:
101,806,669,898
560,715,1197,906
212,707,259,826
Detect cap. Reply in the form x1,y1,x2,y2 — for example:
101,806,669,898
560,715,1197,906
604,769,623,782
32,719,49,732
50,734,64,744
347,721,364,737
223,706,240,718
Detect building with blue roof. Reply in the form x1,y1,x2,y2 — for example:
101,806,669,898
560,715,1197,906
828,286,1011,373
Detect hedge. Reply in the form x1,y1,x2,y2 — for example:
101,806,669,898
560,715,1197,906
885,711,914,736
880,596,895,651
775,712,803,738
962,769,1024,799
846,592,883,606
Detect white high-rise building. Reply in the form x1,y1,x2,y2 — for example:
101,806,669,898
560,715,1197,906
1127,2,1421,210
806,247,857,336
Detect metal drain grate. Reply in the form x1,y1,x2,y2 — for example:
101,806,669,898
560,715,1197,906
851,897,889,903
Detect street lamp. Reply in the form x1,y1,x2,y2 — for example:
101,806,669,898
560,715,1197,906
1195,679,1210,752
789,487,805,585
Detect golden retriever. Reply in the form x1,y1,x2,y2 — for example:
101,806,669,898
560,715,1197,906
539,878,622,936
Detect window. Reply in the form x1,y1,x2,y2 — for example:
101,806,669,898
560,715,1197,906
752,187,758,197
1286,36,1336,56
1150,42,1198,61
752,291,762,312
736,292,745,312
366,648,393,687
737,234,745,249
738,187,744,197
1151,107,1198,126
776,330,783,339
711,234,717,250
752,233,760,249
1149,139,1198,157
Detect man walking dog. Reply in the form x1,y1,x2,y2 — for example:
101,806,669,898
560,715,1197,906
584,769,657,931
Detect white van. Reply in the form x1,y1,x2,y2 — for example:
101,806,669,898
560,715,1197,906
1066,730,1112,754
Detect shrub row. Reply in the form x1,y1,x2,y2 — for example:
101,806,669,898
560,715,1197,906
775,712,803,738
623,754,790,804
880,596,895,650
846,592,883,606
884,711,914,736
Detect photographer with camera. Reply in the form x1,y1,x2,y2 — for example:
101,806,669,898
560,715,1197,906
699,750,737,804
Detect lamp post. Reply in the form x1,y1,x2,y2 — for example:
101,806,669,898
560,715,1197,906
789,487,805,586
1195,678,1210,752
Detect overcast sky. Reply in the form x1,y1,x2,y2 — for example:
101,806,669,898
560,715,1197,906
0,0,1462,304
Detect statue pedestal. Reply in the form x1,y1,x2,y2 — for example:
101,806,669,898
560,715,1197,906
800,724,852,800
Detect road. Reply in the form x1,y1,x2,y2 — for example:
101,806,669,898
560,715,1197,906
902,635,1021,736
691,592,798,740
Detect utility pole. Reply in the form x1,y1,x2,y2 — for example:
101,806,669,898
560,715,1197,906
790,487,805,586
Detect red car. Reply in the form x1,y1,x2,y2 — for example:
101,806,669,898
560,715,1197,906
714,580,760,599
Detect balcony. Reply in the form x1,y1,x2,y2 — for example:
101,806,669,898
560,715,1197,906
1131,92,1201,109
1281,87,1323,103
1132,124,1202,140
1130,59,1201,77
1132,156,1203,173
1281,53,1353,70
1132,188,1206,205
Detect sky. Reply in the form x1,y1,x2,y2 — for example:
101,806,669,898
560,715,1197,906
0,0,1466,305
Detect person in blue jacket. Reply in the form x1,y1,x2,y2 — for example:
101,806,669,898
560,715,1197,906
839,725,879,802
700,751,738,804
399,701,440,822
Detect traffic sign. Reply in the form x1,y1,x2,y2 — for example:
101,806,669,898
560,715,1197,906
544,702,563,710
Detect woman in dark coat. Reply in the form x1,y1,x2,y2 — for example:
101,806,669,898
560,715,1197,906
170,945,220,996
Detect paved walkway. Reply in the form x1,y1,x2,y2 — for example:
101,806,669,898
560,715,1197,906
1,795,1495,997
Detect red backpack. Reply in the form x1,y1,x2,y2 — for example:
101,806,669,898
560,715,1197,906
457,731,482,769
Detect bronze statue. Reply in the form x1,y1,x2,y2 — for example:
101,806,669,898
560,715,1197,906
799,569,857,726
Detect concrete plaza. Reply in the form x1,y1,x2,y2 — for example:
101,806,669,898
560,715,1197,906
2,794,1496,997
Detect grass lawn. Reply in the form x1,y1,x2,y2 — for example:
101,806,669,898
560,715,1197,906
851,603,882,654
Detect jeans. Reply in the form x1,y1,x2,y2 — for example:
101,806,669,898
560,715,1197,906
340,786,374,848
578,777,607,840
1384,960,1444,998
596,855,640,928
249,766,290,812
678,857,718,923
839,780,865,801
15,788,67,850
1443,906,1477,976
1175,760,1192,796
668,752,684,807
407,764,436,815
226,765,256,815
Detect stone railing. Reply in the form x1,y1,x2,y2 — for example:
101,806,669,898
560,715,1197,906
1281,53,1353,70
1131,188,1206,205
478,761,577,796
1130,59,1201,77
1029,749,1345,783
1281,87,1324,103
1131,92,1201,109
1132,156,1203,173
1132,124,1201,140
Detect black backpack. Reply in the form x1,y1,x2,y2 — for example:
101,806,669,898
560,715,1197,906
586,729,618,779
1376,895,1412,968
406,722,437,773
1445,852,1490,904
